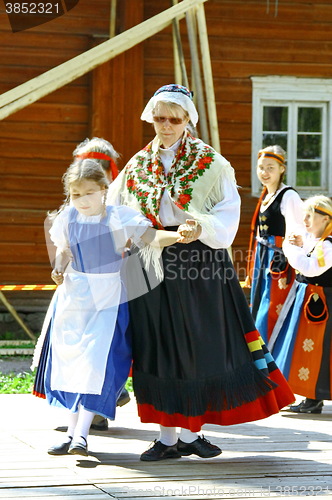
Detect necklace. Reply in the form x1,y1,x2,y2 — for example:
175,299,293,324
262,190,277,206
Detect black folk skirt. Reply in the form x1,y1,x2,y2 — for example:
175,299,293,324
129,236,294,431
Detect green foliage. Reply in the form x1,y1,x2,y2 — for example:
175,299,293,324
0,330,32,341
0,342,35,350
0,371,35,394
125,377,133,392
0,372,132,394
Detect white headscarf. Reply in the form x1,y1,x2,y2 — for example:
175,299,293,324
140,84,199,127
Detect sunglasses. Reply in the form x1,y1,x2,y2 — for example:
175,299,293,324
153,116,186,125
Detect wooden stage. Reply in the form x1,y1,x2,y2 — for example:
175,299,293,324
0,394,331,499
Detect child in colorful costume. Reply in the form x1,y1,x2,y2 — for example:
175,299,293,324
245,145,304,343
269,195,332,414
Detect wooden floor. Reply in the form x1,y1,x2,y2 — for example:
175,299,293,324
0,394,331,499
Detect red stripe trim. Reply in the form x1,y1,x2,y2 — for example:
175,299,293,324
32,391,46,399
136,371,294,431
75,152,119,180
244,330,260,343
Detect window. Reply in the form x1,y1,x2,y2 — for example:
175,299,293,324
251,77,332,197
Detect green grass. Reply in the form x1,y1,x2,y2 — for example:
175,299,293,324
0,371,35,394
0,343,35,350
0,372,133,395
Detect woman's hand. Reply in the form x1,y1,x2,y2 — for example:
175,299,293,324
178,219,202,244
51,269,64,285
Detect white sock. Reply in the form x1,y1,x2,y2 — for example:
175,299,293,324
72,406,95,443
66,411,79,441
159,425,177,446
179,428,198,444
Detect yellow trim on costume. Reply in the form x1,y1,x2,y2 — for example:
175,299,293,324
315,220,332,267
247,340,262,352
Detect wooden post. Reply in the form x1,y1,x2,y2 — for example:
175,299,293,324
110,0,117,38
196,3,220,152
186,8,209,143
91,0,144,167
171,0,188,86
0,291,36,341
0,0,207,121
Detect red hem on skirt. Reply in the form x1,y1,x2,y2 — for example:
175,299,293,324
137,370,295,432
32,391,46,399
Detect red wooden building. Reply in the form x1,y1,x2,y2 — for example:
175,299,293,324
1,0,332,289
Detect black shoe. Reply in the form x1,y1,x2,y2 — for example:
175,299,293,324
117,388,130,407
177,436,222,458
48,438,72,455
68,436,88,457
90,415,108,431
140,440,182,461
289,398,324,414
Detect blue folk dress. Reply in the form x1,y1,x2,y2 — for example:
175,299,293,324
34,204,151,420
250,187,303,344
269,237,332,401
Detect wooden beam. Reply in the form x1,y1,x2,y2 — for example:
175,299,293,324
0,0,207,121
186,8,209,143
196,3,220,152
0,291,36,341
91,0,144,166
171,0,188,87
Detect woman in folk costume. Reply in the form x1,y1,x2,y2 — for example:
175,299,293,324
107,84,295,462
245,146,304,344
269,195,332,414
35,158,181,457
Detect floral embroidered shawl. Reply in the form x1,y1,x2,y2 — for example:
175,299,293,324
116,130,234,231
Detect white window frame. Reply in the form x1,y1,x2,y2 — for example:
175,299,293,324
251,76,332,197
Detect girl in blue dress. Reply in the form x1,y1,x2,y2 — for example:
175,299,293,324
245,145,304,344
38,158,180,456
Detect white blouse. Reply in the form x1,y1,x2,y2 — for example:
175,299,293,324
283,236,332,277
49,205,152,253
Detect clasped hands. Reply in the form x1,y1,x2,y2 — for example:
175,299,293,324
177,219,202,243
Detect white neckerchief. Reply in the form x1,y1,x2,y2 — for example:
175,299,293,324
159,138,181,174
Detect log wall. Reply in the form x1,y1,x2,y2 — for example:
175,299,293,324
1,0,332,285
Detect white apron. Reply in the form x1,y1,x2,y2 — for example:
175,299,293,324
50,267,122,395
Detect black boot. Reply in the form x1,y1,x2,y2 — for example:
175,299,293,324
289,398,324,414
